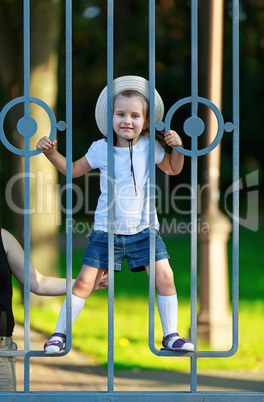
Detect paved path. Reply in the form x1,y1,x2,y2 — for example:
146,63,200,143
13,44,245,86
13,324,264,393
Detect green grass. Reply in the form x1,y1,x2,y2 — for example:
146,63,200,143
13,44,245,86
13,225,264,372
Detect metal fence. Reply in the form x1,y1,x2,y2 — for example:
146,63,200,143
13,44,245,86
0,0,259,400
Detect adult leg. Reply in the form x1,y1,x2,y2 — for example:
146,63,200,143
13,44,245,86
44,265,105,354
0,337,17,392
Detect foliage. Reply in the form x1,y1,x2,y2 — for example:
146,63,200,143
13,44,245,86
0,0,62,286
1,0,263,228
13,226,264,371
59,0,264,219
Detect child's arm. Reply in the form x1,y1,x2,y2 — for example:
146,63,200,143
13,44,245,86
36,136,92,178
157,130,184,176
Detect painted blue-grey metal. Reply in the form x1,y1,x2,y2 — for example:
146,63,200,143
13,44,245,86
1,392,264,401
0,0,73,394
148,0,157,362
64,0,73,363
107,0,115,393
0,0,258,399
231,0,240,362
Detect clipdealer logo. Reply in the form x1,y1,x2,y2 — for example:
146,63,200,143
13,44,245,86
4,169,260,232
224,170,259,232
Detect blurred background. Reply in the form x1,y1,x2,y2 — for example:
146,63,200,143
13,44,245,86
0,1,263,230
0,0,263,375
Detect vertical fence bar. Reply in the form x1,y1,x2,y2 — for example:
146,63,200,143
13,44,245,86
64,0,73,355
23,0,30,113
107,0,114,392
190,146,198,393
190,0,199,392
23,153,30,393
23,0,31,392
23,153,31,393
232,0,240,354
190,0,198,116
148,0,156,355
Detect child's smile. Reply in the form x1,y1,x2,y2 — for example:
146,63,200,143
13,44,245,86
113,96,147,147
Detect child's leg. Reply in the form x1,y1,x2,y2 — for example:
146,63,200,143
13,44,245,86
44,265,104,354
145,259,194,351
145,259,177,334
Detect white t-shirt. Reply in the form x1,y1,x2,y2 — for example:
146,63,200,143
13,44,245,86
85,136,165,234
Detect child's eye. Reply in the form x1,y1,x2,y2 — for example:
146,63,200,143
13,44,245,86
132,114,139,118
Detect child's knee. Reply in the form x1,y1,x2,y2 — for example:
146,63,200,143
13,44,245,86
156,268,174,287
74,269,97,292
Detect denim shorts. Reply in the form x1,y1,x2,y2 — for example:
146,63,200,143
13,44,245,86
81,227,170,272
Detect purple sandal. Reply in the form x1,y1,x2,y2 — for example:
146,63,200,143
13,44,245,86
162,332,195,352
44,332,66,355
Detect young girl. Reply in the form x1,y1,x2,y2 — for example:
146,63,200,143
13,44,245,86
36,75,195,354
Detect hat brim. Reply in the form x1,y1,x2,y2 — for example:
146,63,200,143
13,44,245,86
95,75,164,136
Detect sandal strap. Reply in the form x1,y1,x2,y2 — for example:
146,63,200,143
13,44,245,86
44,339,64,351
162,332,191,348
162,332,179,347
44,333,66,352
52,332,66,341
171,336,191,349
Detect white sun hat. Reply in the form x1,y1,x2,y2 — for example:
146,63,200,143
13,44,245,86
95,75,164,136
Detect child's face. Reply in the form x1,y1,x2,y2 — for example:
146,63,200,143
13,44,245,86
113,95,147,147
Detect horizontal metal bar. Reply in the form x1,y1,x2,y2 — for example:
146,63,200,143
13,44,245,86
0,349,65,357
0,346,239,358
0,392,263,401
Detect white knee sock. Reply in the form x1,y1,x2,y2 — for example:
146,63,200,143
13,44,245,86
54,293,86,334
45,294,86,353
157,293,178,337
157,293,194,350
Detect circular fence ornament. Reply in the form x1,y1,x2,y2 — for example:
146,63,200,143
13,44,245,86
17,116,38,138
0,96,66,156
155,96,233,157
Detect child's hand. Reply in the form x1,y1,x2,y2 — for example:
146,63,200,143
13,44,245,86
164,130,183,148
36,136,57,152
95,271,108,291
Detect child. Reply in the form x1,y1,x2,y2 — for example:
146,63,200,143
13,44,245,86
36,75,195,354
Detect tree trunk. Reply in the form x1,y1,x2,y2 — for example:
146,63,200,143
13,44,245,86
28,0,62,305
0,0,62,305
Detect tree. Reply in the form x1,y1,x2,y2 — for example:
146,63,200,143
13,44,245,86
0,0,62,304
